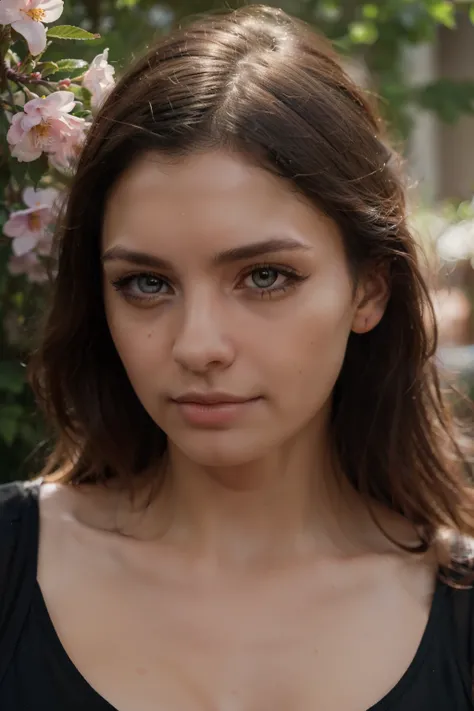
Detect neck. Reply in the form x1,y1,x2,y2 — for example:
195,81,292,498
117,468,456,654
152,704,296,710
152,419,364,568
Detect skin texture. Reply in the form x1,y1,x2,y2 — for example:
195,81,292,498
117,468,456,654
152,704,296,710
37,150,438,711
102,151,381,472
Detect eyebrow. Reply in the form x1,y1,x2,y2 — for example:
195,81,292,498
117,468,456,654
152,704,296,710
101,238,311,270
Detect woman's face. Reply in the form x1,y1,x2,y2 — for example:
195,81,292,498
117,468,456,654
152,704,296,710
102,150,386,466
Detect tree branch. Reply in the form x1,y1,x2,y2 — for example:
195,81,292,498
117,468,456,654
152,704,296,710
6,68,56,92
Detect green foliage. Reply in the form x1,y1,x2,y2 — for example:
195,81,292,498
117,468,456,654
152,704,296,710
415,79,474,123
116,0,141,8
428,1,456,29
349,20,379,44
53,58,88,73
46,25,100,41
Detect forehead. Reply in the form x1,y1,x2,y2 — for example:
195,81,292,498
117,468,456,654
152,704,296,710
102,150,342,258
105,150,303,214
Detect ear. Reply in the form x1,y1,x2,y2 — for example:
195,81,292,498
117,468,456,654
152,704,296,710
351,265,390,334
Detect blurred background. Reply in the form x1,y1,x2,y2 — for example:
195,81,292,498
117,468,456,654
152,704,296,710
1,0,474,481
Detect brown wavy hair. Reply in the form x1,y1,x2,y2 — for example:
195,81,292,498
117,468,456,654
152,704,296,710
29,5,474,562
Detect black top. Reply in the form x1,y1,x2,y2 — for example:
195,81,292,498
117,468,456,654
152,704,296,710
0,480,474,711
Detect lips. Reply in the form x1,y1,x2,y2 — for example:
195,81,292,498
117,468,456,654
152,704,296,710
170,393,260,427
172,393,257,405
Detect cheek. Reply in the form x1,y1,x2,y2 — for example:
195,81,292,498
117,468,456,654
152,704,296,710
105,300,165,391
258,279,354,406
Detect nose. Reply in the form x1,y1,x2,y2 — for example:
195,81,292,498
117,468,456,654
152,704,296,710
172,291,235,375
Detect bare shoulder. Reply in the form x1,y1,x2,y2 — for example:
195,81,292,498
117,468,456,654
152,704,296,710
39,480,121,529
37,478,163,572
38,481,130,569
348,498,439,603
37,481,139,609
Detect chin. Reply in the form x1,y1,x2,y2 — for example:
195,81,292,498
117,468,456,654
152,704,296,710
169,429,271,468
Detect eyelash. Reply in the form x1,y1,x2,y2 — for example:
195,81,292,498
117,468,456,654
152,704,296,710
110,264,308,304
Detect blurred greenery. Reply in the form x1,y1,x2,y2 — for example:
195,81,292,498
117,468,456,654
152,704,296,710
1,0,474,480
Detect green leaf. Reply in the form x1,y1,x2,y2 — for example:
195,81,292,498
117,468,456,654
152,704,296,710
73,109,92,119
0,362,25,394
46,25,100,41
81,86,92,103
68,84,92,106
429,2,456,29
22,58,36,74
8,158,29,189
362,4,379,20
117,0,139,7
12,290,24,309
55,58,88,73
0,110,11,152
414,79,474,123
27,154,49,188
349,21,379,45
19,422,40,446
0,404,23,445
0,204,9,230
470,4,474,24
0,417,18,446
37,61,59,77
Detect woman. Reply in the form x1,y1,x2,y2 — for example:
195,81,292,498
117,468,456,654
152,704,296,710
1,4,473,710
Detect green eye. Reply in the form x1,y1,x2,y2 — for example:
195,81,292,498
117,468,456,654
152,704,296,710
239,264,307,297
250,268,279,288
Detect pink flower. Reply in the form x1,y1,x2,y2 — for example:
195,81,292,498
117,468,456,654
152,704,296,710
8,252,48,283
48,116,89,174
0,0,64,56
82,48,115,111
3,186,59,256
7,91,86,162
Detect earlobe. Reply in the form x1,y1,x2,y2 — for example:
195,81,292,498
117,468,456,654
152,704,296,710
352,309,383,334
351,270,390,334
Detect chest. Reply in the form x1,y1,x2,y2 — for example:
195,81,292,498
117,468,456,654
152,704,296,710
38,551,433,711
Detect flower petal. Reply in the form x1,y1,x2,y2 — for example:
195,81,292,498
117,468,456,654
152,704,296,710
4,205,38,222
29,187,60,209
0,0,24,25
9,251,48,283
21,113,42,131
3,214,30,239
8,252,38,277
7,112,26,144
36,234,53,256
22,187,58,210
41,91,76,116
38,0,64,23
12,234,39,257
22,187,60,210
23,187,40,209
10,132,43,162
11,19,47,55
23,96,45,115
